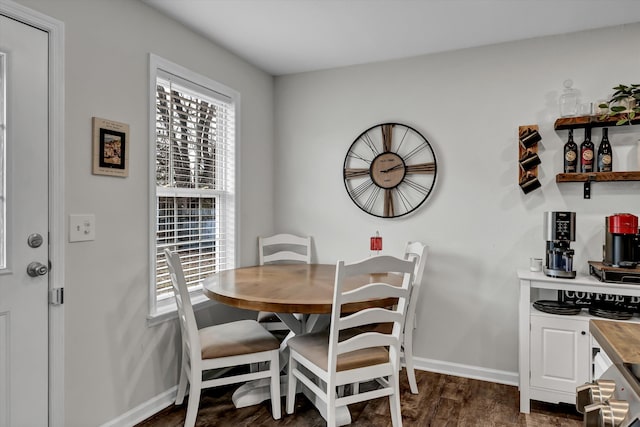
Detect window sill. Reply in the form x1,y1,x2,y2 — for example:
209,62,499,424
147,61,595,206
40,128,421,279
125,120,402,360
146,290,218,327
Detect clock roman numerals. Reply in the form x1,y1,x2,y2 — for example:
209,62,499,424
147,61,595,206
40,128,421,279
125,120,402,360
349,179,376,200
393,126,410,154
343,123,437,218
403,178,431,196
404,141,430,162
344,168,370,179
359,132,380,157
346,150,372,164
384,189,394,217
382,124,393,152
346,162,434,180
364,188,382,213
405,162,436,174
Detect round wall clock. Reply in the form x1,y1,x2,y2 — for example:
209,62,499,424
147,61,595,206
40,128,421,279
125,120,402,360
343,123,437,218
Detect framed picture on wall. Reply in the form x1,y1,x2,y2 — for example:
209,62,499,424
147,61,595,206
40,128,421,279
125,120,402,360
92,117,130,177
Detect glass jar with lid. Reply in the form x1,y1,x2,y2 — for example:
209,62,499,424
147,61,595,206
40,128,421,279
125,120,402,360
559,79,579,117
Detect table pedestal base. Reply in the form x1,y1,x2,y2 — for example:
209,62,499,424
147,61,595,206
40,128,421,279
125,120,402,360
232,377,352,426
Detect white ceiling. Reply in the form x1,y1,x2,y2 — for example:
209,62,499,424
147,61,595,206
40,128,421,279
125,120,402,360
143,0,640,76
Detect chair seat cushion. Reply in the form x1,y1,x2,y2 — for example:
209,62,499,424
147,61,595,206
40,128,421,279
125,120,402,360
199,319,280,359
287,331,388,372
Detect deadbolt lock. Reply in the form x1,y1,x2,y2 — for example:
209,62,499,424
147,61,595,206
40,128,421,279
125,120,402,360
27,233,44,248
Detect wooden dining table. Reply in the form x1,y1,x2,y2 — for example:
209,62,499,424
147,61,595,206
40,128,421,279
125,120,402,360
203,263,400,331
202,263,403,424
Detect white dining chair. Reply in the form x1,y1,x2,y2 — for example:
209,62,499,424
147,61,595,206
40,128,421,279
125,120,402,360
257,233,312,332
286,255,415,427
259,233,312,265
402,241,428,394
164,249,282,427
347,241,429,396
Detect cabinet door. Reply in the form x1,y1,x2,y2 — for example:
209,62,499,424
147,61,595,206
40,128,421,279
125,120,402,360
530,315,591,393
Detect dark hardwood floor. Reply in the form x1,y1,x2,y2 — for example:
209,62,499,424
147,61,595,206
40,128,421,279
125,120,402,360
136,369,582,426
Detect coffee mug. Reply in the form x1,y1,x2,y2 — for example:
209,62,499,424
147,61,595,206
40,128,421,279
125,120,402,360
529,257,543,272
519,128,541,148
519,150,541,171
519,172,541,194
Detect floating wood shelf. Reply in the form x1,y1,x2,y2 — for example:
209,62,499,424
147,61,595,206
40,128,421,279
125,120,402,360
556,171,640,198
554,114,640,130
556,171,640,182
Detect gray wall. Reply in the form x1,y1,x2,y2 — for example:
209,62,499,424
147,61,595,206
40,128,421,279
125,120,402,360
15,0,275,425
11,0,640,425
274,24,640,376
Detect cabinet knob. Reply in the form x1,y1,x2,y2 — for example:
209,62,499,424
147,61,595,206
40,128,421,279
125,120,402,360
582,331,586,335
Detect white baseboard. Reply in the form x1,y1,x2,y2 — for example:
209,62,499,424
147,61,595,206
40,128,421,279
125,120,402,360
100,386,177,427
408,356,519,387
102,360,518,426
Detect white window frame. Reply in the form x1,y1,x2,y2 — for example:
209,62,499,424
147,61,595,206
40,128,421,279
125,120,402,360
0,53,5,269
148,54,239,323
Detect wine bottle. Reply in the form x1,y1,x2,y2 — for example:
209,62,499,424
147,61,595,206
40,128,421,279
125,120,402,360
563,130,578,173
580,128,594,173
597,128,613,172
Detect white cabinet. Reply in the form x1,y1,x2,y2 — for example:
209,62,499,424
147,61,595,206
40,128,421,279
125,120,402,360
518,269,640,413
530,314,590,393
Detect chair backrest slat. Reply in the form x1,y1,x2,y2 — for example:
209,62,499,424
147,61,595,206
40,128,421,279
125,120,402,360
341,282,408,303
259,233,312,265
262,250,309,264
337,333,397,354
338,307,402,330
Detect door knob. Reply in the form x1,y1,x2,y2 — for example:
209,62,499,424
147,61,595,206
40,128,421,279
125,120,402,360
27,262,48,277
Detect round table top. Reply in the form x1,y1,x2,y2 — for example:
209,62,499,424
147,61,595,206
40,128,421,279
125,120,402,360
202,263,402,314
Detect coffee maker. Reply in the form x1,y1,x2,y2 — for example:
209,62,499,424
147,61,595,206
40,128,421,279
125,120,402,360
603,213,640,268
543,211,577,279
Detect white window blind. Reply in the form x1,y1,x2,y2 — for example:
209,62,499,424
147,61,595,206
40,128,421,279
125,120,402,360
151,61,236,306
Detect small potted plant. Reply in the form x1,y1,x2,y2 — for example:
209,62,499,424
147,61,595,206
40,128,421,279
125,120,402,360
598,84,640,125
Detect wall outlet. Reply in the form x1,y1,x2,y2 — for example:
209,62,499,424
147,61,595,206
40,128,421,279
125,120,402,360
69,214,95,242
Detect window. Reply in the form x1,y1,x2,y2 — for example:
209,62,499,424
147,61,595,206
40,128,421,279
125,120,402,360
149,55,237,317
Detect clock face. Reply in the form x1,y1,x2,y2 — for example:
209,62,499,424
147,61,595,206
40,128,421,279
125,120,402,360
343,123,437,218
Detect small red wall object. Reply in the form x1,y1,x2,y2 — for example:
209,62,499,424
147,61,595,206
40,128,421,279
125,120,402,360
370,233,382,251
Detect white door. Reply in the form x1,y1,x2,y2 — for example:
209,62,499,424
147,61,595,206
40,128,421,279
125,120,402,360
0,14,50,427
530,315,591,395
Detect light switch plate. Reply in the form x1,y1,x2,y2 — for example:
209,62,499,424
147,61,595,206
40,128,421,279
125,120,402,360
69,214,95,242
